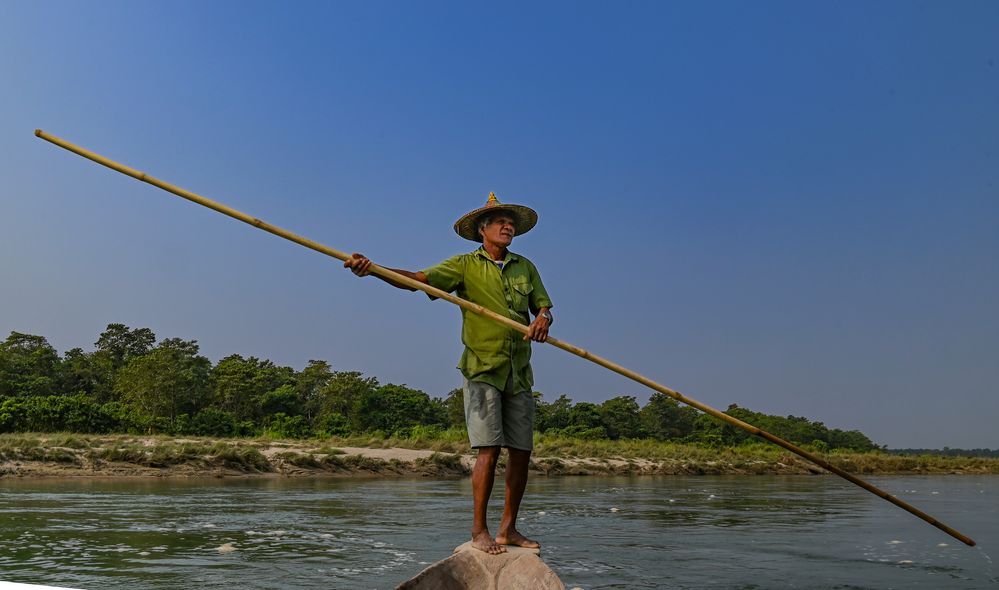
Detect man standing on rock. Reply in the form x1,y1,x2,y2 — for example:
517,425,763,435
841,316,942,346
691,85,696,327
344,192,553,554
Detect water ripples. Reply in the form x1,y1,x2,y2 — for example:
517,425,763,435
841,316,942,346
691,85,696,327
0,475,994,589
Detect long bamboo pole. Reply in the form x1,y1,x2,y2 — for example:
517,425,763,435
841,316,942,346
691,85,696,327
34,129,976,547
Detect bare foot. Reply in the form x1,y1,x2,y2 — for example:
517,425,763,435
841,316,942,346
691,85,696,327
471,530,507,554
495,529,540,549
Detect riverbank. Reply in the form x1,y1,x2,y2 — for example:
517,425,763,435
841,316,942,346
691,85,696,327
1,432,997,478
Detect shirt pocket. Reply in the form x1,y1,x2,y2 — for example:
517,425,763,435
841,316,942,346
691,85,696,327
510,281,533,313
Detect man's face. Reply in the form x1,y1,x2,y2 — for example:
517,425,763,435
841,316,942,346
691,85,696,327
480,215,516,247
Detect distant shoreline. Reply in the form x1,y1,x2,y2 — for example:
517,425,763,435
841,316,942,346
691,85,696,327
3,433,998,479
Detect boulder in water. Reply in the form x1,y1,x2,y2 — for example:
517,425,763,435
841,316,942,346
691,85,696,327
396,541,564,590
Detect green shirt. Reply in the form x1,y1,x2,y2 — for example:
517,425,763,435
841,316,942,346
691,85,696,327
422,247,554,392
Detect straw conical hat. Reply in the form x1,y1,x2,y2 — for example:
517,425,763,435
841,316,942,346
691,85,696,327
453,192,538,242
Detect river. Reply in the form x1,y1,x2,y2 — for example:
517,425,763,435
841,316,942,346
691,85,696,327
0,475,995,589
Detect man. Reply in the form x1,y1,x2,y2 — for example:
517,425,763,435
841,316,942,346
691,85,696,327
344,192,553,555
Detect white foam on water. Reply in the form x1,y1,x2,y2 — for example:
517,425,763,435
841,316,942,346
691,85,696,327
938,543,949,547
898,560,913,564
888,540,903,545
976,547,997,583
319,533,333,538
537,511,546,515
609,507,620,512
138,551,150,556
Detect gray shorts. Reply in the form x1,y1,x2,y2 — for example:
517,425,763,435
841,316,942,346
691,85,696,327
463,374,535,451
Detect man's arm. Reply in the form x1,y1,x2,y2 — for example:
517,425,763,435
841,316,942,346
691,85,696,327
344,253,428,291
525,259,554,343
524,306,552,343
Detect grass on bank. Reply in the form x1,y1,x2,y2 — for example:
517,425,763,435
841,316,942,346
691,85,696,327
0,432,471,476
1,431,997,475
316,429,999,473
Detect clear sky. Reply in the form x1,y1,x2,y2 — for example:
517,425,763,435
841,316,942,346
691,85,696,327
2,1,996,449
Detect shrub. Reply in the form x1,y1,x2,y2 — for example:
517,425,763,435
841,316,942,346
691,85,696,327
265,413,312,439
315,413,351,437
188,408,238,437
0,396,116,433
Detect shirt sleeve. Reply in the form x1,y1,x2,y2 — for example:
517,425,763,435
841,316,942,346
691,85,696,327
421,254,465,299
528,261,553,315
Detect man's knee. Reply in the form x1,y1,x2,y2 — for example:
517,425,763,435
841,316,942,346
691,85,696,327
506,447,531,467
476,446,502,465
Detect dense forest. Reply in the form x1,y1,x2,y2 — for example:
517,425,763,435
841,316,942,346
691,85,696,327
0,324,880,451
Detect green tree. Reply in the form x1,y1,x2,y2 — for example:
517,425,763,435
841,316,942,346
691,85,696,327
568,402,602,430
59,347,100,397
186,408,239,437
444,387,465,428
85,352,119,403
640,392,697,440
599,395,643,439
535,393,572,432
716,405,754,445
0,332,62,397
828,429,877,451
77,324,159,404
354,384,444,434
210,355,295,421
296,359,334,420
260,384,303,417
550,401,607,438
690,412,730,446
94,323,156,371
0,395,114,433
314,371,379,429
265,412,312,439
115,339,211,423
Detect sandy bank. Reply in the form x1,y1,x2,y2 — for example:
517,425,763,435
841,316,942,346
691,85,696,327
2,434,996,478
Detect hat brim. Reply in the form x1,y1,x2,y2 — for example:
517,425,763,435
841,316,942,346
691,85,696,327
453,203,538,242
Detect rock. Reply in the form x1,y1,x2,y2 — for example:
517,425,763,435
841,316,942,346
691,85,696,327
396,542,564,590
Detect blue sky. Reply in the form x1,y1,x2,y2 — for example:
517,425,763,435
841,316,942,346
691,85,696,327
2,1,996,448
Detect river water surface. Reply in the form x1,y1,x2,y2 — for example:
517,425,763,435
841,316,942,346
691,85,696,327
0,475,995,589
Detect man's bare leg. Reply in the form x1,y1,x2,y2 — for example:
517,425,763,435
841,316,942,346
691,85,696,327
495,448,540,548
471,446,505,554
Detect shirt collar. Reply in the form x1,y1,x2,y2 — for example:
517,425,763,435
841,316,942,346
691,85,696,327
474,246,519,264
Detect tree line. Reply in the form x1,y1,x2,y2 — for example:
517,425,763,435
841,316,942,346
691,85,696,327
0,325,878,451
889,448,999,458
